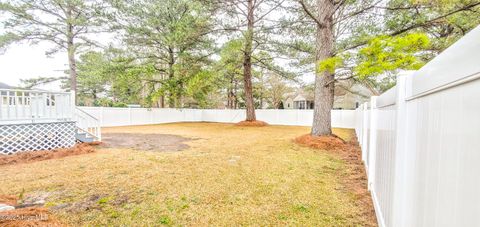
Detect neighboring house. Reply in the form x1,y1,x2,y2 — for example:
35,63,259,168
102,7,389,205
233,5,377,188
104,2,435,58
283,92,295,109
283,91,314,109
283,81,374,110
334,81,373,109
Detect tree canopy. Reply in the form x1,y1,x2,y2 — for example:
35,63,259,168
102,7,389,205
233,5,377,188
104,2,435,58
0,0,110,103
1,0,479,120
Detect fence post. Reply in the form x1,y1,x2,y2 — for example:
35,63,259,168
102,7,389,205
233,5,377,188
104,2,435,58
356,104,363,148
128,107,133,125
390,72,413,227
368,96,378,190
100,106,104,127
361,103,369,163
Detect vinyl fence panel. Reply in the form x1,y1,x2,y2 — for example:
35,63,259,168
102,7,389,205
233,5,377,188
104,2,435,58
356,26,480,227
78,107,356,128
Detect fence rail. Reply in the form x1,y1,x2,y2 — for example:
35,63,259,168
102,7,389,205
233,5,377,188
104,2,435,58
77,107,356,128
356,26,480,227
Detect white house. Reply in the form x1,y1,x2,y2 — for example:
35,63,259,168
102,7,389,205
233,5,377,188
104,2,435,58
283,81,374,110
283,91,314,109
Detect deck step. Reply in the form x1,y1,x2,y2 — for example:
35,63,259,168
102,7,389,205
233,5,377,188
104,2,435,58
75,132,94,143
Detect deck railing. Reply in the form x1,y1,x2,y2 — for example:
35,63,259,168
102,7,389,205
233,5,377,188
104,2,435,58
0,89,73,123
74,107,101,141
0,89,101,142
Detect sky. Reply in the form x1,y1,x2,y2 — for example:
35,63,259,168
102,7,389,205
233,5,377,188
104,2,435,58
0,42,67,90
0,30,118,91
0,1,314,91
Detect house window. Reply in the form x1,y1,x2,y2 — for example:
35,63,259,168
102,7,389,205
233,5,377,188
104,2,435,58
287,103,290,108
299,101,305,109
355,102,359,108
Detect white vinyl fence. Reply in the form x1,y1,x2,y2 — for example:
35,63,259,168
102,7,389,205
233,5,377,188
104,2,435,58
78,107,356,128
356,26,480,227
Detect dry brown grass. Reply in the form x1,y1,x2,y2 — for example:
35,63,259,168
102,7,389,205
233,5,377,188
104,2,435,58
294,133,377,226
0,123,374,226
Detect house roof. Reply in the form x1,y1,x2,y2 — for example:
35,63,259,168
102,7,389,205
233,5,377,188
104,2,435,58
293,92,314,101
293,94,307,102
283,80,374,102
284,89,314,102
335,80,374,98
283,91,297,100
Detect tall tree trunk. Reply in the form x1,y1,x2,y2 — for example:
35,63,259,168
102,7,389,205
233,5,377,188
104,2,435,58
178,81,184,107
167,47,175,107
227,75,234,109
67,42,77,102
92,89,97,104
160,95,165,108
243,0,256,121
311,0,335,136
158,75,165,108
228,90,233,109
66,9,77,105
234,80,238,109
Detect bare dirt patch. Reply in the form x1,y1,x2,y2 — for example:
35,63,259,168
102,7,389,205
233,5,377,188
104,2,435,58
0,207,66,227
0,195,17,206
0,195,66,227
58,193,132,213
341,138,377,227
0,142,99,166
235,120,268,127
101,133,192,151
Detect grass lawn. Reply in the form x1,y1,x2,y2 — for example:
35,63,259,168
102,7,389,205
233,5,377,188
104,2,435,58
0,123,374,226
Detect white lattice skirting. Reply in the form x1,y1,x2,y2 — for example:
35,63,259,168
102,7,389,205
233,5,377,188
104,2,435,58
0,121,76,155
